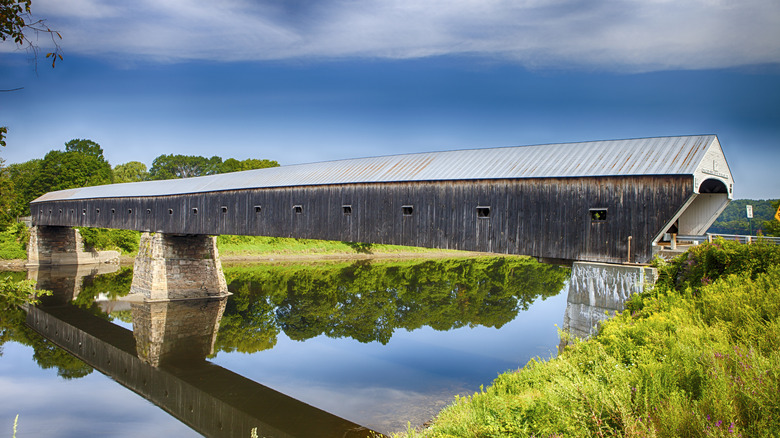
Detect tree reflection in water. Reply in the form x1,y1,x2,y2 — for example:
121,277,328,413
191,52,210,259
216,256,569,354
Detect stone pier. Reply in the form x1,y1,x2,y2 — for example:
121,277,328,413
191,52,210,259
26,225,120,266
562,261,656,339
129,232,229,301
131,298,227,366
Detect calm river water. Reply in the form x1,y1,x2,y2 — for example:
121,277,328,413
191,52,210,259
1,256,570,437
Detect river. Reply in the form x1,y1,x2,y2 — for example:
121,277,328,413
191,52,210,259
0,256,570,437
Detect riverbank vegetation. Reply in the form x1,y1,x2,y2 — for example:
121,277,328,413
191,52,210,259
0,223,457,260
397,240,780,437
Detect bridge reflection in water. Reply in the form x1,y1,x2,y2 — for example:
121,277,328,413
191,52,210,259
26,267,377,438
20,256,574,435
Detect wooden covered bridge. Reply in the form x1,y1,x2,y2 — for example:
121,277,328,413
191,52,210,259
28,135,732,299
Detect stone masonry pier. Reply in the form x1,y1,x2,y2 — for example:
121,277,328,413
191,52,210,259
26,225,119,267
129,232,229,301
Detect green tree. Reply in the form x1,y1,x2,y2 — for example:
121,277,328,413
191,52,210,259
113,161,149,183
149,154,223,180
220,158,280,173
38,148,112,191
8,139,112,216
0,153,13,226
761,200,780,237
7,158,41,218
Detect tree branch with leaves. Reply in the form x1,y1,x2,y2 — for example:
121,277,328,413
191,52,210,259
1,0,63,68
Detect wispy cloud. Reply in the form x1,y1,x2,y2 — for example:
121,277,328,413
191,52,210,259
26,0,780,70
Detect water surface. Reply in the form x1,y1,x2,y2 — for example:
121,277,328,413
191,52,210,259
0,256,569,436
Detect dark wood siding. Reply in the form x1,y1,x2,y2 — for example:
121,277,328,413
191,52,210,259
31,175,694,263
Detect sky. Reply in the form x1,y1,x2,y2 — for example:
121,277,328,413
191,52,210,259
1,0,779,199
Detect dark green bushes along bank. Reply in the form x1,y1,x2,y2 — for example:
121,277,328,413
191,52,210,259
398,240,780,437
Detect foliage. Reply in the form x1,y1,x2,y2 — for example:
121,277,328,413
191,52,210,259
396,242,780,437
112,161,149,183
761,200,780,237
7,139,113,216
149,154,223,179
5,158,40,219
0,274,48,309
653,238,780,293
0,156,13,227
0,0,62,67
0,275,93,379
220,157,280,173
0,222,27,259
215,257,568,354
708,199,778,235
149,154,280,180
77,227,140,254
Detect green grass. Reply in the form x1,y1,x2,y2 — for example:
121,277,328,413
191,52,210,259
1,226,462,260
396,239,780,437
216,235,460,257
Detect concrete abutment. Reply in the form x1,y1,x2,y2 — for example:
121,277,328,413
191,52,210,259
562,261,656,339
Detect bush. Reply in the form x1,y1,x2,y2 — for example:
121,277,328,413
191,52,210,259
399,241,780,437
77,227,140,254
0,222,28,260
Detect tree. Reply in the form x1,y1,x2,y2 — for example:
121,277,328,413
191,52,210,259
0,0,63,69
220,158,280,173
6,158,41,219
761,200,780,237
149,154,223,180
8,139,112,216
113,161,149,183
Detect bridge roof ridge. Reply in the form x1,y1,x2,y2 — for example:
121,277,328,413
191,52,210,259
32,135,722,202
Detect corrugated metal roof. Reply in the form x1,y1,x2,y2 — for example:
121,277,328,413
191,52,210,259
32,135,719,202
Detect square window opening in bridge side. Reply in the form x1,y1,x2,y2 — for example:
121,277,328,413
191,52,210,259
476,206,491,218
221,206,228,213
111,209,115,214
402,205,414,216
127,209,133,215
146,208,152,215
82,209,86,215
254,205,262,214
293,205,303,215
590,208,608,222
95,208,100,215
168,209,174,215
192,207,199,215
342,205,352,216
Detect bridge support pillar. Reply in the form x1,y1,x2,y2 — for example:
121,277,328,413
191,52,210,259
131,297,227,366
563,262,656,339
129,233,229,301
26,225,120,267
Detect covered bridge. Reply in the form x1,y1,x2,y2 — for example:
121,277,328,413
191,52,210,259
30,135,732,264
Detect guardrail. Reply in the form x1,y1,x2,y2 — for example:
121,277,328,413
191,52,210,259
676,234,780,245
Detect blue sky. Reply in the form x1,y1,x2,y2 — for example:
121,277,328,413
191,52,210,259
1,0,779,199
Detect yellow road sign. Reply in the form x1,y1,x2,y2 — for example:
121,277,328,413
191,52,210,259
775,204,780,222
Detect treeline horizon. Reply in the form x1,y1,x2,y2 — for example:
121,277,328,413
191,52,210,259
708,198,779,236
0,138,279,226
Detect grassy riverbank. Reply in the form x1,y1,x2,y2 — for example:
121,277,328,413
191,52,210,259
0,224,460,263
397,240,780,437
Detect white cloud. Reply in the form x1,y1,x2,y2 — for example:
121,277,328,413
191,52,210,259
29,0,780,70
